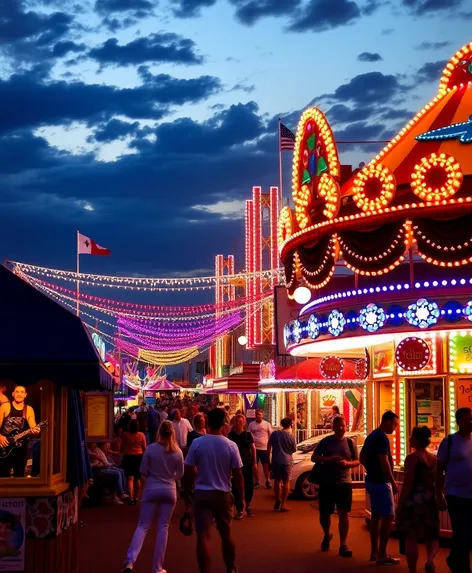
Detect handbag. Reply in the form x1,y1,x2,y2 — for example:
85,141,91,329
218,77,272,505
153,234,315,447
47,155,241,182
179,510,193,536
307,462,323,485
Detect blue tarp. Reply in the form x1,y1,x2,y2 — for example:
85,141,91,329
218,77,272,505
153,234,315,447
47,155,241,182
0,265,113,390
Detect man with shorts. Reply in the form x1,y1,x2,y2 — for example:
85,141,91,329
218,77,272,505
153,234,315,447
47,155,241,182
312,416,359,557
184,408,244,573
248,409,272,489
267,417,296,512
360,410,400,566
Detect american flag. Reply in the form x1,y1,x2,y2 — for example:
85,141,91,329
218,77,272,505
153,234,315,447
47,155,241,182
280,122,295,151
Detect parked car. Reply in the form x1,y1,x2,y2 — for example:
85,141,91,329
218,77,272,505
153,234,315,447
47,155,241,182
291,431,364,500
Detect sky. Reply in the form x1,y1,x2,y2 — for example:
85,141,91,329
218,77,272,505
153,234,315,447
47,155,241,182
1,0,471,295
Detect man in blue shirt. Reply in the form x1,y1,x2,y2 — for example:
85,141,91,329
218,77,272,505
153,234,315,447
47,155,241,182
360,410,400,566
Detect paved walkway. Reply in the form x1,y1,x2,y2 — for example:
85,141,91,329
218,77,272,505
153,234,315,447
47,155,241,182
79,489,452,573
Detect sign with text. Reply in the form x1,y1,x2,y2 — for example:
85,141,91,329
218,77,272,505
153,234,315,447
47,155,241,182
450,332,472,373
458,379,472,408
396,337,430,371
0,498,25,571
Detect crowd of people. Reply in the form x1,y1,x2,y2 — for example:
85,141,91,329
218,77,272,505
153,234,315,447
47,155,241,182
84,396,472,573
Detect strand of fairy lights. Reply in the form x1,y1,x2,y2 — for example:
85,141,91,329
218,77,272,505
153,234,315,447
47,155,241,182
11,261,284,290
29,278,270,316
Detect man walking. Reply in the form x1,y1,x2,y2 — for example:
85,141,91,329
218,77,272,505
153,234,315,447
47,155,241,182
436,407,472,573
312,416,359,557
267,417,296,512
172,410,193,455
187,413,206,449
184,408,244,573
248,409,272,489
360,410,400,566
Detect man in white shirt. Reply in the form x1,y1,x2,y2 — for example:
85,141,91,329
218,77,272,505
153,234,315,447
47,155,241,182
184,408,244,573
247,409,272,489
171,410,193,455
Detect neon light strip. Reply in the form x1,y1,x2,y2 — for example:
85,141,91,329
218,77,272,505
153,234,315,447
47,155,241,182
363,383,368,437
449,379,456,434
399,380,407,464
392,382,397,465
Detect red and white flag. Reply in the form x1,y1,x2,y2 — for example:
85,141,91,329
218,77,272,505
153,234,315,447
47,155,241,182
77,232,111,256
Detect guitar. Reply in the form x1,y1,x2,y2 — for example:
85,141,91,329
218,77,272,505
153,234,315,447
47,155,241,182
0,420,48,459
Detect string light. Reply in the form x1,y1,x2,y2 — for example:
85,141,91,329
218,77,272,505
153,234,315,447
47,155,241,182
318,174,341,220
352,163,396,213
411,153,463,202
278,206,293,251
399,380,407,464
449,379,457,433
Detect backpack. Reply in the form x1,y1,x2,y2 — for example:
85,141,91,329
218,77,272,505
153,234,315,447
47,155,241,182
308,437,355,485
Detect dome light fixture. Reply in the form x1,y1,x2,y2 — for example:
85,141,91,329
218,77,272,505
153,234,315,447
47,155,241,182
238,335,248,346
294,286,311,305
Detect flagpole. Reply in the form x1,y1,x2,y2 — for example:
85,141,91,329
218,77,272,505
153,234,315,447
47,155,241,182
278,118,283,213
76,230,80,317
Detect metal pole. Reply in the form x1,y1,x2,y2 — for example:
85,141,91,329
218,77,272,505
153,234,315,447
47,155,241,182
278,119,283,214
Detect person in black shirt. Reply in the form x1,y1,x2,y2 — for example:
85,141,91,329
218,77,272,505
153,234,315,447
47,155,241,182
360,410,399,566
187,414,206,449
229,414,256,518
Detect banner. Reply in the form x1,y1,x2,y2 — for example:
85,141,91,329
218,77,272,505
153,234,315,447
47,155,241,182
0,498,25,571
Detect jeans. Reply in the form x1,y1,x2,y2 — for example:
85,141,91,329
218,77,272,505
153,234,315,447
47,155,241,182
447,495,472,573
126,487,177,573
103,468,126,496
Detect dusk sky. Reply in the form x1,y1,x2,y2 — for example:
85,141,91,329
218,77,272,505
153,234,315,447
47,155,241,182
1,0,471,287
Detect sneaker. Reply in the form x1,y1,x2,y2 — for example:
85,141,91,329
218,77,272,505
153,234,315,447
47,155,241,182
246,507,254,517
376,556,400,566
339,545,353,558
370,554,378,562
279,506,290,513
321,533,333,552
274,500,281,511
112,497,124,505
254,482,260,489
265,480,272,489
234,511,244,520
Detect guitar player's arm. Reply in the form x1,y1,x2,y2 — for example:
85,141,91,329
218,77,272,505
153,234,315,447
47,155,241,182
0,404,9,447
26,406,40,435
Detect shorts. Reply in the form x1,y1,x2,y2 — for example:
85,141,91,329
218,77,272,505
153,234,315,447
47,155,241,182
270,463,292,482
122,454,143,479
256,449,269,464
366,481,395,517
318,483,353,515
193,490,234,534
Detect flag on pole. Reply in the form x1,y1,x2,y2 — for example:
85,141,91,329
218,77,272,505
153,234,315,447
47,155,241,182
78,232,111,256
280,122,295,151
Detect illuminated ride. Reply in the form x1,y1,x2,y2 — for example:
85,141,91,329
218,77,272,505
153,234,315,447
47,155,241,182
276,43,472,530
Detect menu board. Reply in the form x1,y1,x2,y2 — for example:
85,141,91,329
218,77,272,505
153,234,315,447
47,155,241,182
457,379,472,409
85,395,109,440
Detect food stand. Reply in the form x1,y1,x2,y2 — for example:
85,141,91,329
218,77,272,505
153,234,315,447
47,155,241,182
0,265,114,572
277,42,472,537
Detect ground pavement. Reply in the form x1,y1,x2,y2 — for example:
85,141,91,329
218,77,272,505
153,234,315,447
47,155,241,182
78,488,452,573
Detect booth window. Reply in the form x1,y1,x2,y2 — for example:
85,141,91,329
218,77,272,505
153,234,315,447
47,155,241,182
410,378,445,455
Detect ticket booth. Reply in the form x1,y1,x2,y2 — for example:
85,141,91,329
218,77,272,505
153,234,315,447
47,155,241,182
0,266,114,573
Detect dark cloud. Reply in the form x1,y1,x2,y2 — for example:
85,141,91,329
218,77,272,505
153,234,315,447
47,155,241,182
326,104,374,124
402,0,463,14
378,107,413,121
88,33,203,67
417,60,447,84
0,70,222,134
414,41,453,50
170,0,217,18
90,119,142,142
362,0,386,15
230,0,301,25
288,0,361,32
51,40,87,58
317,71,409,106
95,0,154,15
357,51,383,62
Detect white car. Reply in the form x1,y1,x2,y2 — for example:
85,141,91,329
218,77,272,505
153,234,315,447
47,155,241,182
291,432,364,500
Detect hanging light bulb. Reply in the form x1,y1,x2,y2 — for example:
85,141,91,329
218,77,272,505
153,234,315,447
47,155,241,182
238,335,248,346
294,286,311,305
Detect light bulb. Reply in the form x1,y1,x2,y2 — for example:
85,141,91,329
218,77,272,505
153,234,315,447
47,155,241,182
238,335,248,346
294,286,311,305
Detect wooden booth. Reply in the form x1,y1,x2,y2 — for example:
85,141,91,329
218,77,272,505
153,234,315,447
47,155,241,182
0,266,114,573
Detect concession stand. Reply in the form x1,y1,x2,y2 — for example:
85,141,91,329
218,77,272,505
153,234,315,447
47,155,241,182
277,43,472,536
0,265,114,572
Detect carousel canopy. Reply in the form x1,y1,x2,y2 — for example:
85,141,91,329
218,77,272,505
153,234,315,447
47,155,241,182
148,378,181,391
0,265,113,390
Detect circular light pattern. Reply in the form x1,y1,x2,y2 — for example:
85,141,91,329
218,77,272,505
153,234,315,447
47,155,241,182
307,314,320,339
464,302,472,321
328,310,346,337
284,323,292,347
318,174,341,220
278,206,293,250
352,163,396,213
320,356,344,379
359,303,387,332
411,152,463,202
292,320,303,343
294,184,311,229
395,337,430,371
406,298,440,329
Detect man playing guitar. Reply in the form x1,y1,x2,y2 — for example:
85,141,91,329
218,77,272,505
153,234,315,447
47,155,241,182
0,385,41,478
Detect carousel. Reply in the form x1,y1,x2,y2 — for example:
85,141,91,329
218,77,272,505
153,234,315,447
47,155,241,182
278,42,472,536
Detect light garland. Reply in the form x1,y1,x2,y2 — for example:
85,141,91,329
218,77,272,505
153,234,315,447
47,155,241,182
318,174,340,220
258,379,366,392
352,163,396,213
410,153,463,202
399,380,407,464
439,42,472,92
449,379,457,433
278,206,293,249
295,184,311,229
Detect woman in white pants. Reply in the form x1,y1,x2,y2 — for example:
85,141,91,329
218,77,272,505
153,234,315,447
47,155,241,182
122,421,184,573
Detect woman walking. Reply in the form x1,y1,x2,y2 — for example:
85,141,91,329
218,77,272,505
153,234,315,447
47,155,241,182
122,421,184,573
396,426,439,573
121,419,147,505
229,413,257,518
